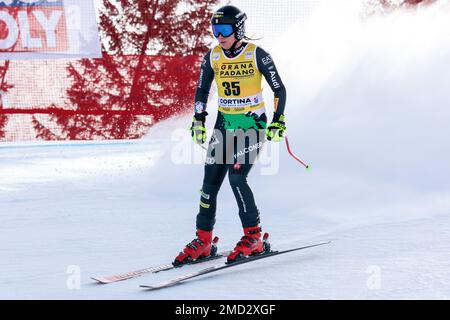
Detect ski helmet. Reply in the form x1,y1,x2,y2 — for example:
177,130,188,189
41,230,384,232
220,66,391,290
211,5,247,41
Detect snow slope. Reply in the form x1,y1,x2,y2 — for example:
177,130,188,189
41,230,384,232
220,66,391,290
1,0,450,299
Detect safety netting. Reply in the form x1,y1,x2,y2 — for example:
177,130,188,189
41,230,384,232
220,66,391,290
0,0,432,142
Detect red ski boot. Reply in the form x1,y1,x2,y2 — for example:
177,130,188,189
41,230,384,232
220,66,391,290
173,229,219,266
227,226,269,263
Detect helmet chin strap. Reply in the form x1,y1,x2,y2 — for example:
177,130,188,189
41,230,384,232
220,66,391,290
228,38,242,52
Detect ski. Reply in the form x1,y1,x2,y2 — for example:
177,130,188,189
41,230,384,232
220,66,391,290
140,241,331,290
91,249,232,284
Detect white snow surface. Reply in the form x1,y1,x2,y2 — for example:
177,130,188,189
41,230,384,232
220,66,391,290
2,1,450,299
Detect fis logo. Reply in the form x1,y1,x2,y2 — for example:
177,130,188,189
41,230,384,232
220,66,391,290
195,101,205,113
0,0,68,52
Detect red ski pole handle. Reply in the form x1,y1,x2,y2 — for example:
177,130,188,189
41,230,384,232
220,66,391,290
284,135,310,170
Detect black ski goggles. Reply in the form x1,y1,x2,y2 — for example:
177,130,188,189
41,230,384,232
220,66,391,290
212,24,234,38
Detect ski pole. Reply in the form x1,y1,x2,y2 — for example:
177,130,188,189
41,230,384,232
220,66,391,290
284,135,310,170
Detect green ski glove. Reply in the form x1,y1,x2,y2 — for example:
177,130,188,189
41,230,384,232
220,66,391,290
190,111,208,144
266,113,286,142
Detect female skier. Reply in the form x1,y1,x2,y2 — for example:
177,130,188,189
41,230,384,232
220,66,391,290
174,5,287,264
